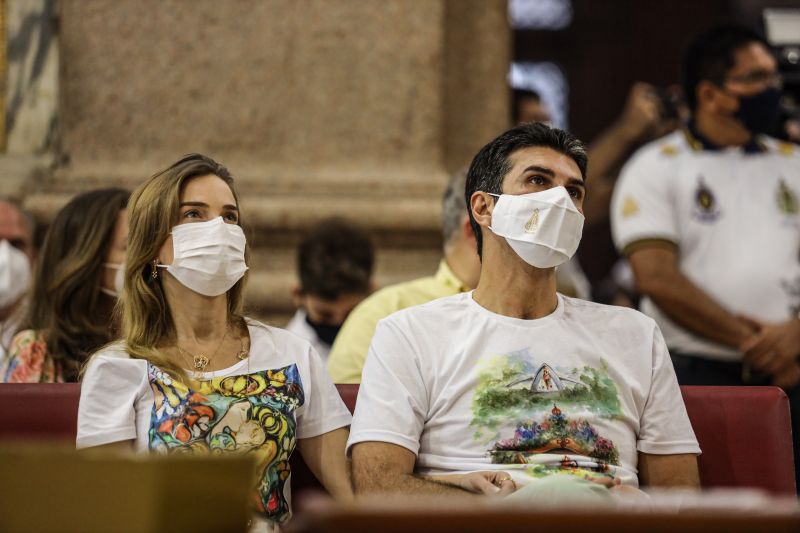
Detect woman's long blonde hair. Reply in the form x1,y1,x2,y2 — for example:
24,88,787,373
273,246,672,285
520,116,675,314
121,153,248,379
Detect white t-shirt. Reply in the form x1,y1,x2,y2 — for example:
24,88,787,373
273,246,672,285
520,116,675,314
347,292,699,487
78,319,351,525
285,309,331,362
611,130,800,361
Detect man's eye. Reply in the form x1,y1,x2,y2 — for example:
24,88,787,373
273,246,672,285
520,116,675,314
530,175,546,185
569,188,583,199
224,213,239,223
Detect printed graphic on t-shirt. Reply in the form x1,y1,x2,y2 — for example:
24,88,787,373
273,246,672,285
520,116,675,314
147,363,304,523
471,349,623,483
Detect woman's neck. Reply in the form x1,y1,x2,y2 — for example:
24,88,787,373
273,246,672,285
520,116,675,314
162,274,230,343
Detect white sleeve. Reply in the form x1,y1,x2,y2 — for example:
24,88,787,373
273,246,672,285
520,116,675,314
637,324,701,455
346,318,427,456
295,344,352,439
611,146,679,254
76,355,147,448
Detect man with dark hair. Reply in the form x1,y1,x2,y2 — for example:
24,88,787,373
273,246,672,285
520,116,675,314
286,218,375,361
0,199,36,365
327,170,480,383
349,123,699,499
611,24,800,483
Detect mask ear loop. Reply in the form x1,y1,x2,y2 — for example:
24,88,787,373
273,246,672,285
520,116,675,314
485,192,501,232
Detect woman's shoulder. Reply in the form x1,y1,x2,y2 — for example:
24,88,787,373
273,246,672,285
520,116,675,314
83,342,148,376
244,317,316,366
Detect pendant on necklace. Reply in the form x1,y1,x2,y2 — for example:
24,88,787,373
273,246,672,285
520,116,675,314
237,350,249,361
193,355,210,370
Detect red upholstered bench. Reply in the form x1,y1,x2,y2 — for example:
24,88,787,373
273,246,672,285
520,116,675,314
0,383,794,495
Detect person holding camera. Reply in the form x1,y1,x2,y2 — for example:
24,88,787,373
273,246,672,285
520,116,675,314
611,24,800,486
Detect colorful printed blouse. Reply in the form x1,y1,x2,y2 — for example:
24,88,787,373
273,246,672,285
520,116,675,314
77,320,351,525
1,329,65,383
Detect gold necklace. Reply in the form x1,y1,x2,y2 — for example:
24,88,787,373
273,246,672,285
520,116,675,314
176,325,229,372
176,325,249,375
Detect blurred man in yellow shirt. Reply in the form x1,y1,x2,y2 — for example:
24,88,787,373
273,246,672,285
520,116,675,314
327,170,480,383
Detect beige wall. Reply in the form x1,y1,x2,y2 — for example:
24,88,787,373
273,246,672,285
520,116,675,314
11,0,510,322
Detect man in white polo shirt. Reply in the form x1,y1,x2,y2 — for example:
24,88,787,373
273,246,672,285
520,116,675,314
611,24,800,484
348,122,700,499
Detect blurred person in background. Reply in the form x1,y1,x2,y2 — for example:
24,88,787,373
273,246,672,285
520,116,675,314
328,169,480,383
286,219,374,361
0,199,37,364
580,83,686,306
77,155,352,530
513,88,551,125
1,188,129,383
611,24,800,484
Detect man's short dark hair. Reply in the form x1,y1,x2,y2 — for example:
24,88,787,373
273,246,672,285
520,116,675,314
512,88,542,124
464,122,587,259
298,218,374,300
682,24,770,111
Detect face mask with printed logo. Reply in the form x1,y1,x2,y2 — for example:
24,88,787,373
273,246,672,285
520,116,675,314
488,186,584,268
0,239,30,309
157,216,248,297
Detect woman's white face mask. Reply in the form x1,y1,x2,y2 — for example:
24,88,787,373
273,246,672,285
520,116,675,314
101,263,125,298
157,216,248,296
487,186,584,268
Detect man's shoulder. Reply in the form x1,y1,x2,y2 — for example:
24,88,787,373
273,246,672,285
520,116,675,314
760,136,800,160
627,130,691,166
378,292,470,331
560,295,657,332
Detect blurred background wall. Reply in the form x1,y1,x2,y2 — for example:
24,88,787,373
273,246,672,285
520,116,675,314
0,0,796,323
0,0,509,324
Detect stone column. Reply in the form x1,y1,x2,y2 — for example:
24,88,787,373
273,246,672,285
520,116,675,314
21,0,510,323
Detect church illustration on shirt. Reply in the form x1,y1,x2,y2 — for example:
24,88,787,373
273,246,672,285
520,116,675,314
471,352,623,481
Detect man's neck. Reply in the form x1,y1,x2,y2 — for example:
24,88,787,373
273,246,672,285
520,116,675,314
443,241,480,290
472,245,558,320
694,110,752,148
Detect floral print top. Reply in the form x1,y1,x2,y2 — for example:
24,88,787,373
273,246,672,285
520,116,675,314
1,329,64,383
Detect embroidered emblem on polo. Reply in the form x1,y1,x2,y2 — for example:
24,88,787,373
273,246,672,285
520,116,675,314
524,208,540,233
692,177,721,222
621,197,639,218
777,178,798,216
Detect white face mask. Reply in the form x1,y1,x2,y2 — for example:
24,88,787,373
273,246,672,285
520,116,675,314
488,186,584,268
0,239,31,309
101,262,124,298
158,216,248,297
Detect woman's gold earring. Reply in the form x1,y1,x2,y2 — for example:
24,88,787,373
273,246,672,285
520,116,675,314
151,259,159,279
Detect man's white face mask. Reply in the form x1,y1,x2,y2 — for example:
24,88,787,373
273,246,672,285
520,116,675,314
0,239,30,309
488,186,584,268
157,216,248,297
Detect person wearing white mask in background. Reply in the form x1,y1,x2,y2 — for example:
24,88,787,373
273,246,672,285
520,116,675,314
349,123,700,502
77,154,352,531
1,188,129,383
0,199,36,366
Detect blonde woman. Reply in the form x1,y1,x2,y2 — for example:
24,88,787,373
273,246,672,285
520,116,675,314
2,188,129,382
77,155,352,530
